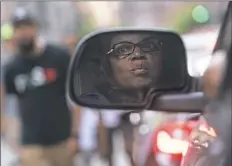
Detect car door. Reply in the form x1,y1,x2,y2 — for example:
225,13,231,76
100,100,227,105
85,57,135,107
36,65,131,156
181,2,231,166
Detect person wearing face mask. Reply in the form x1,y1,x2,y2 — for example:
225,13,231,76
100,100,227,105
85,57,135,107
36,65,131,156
1,9,80,166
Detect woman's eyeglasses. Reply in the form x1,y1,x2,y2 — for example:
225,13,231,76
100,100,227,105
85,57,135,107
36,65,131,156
106,37,163,59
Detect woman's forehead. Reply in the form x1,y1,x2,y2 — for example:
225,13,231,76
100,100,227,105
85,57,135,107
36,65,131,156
111,33,152,45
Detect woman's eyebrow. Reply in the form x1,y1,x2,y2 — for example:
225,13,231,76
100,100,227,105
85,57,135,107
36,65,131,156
113,41,132,45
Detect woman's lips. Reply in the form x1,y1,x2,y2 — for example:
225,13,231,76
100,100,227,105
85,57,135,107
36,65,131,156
131,68,148,75
130,60,149,75
130,66,148,75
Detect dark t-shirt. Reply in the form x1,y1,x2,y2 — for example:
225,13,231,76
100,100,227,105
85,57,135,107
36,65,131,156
2,44,72,145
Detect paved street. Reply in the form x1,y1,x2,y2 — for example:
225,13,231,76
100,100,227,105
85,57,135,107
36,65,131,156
1,111,161,166
75,131,131,166
1,132,130,166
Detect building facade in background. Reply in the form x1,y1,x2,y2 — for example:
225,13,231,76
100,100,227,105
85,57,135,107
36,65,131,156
1,1,228,40
1,1,83,42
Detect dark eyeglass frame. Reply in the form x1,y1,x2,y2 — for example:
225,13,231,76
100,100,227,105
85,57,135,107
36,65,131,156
106,37,163,59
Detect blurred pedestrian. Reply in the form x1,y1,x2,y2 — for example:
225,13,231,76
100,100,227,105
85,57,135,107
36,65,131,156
78,107,99,166
99,110,123,166
77,94,137,166
100,111,136,166
78,108,123,166
1,8,79,166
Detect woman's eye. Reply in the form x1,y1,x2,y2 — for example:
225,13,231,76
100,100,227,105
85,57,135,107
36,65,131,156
119,47,127,52
117,46,130,53
143,42,155,49
141,41,159,51
147,43,155,48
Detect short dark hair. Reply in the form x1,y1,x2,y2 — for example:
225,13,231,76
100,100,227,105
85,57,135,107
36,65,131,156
12,17,37,28
11,10,37,28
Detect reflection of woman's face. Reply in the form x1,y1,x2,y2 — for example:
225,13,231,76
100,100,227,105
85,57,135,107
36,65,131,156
107,33,162,90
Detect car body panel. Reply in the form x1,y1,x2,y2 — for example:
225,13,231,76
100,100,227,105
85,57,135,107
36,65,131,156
181,2,231,166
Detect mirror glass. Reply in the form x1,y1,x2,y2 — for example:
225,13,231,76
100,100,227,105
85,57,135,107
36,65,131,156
69,30,189,108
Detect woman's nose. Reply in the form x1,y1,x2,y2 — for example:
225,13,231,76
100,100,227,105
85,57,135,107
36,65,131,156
131,47,146,60
134,47,141,54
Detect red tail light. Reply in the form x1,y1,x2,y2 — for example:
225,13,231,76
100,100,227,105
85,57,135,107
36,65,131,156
156,131,189,154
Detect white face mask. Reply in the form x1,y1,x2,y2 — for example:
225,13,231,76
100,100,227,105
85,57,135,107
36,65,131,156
37,36,46,49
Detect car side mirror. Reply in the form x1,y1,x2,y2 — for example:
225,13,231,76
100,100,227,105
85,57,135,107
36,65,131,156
66,28,205,113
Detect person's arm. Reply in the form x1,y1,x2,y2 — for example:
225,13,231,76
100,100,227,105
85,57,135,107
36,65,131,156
1,65,16,134
70,104,81,137
97,111,109,157
1,84,6,133
1,65,6,133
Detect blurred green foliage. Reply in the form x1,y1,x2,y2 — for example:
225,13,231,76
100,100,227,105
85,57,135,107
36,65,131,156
78,15,98,38
172,4,210,34
192,5,210,24
1,23,14,41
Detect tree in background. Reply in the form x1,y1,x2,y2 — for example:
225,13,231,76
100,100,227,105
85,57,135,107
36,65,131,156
169,4,211,34
78,15,97,38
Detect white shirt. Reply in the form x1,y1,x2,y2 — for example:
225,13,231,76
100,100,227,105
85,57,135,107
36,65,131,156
79,107,99,151
100,109,124,128
78,108,124,150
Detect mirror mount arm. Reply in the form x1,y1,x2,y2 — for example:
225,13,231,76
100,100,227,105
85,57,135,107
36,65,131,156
150,92,207,113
